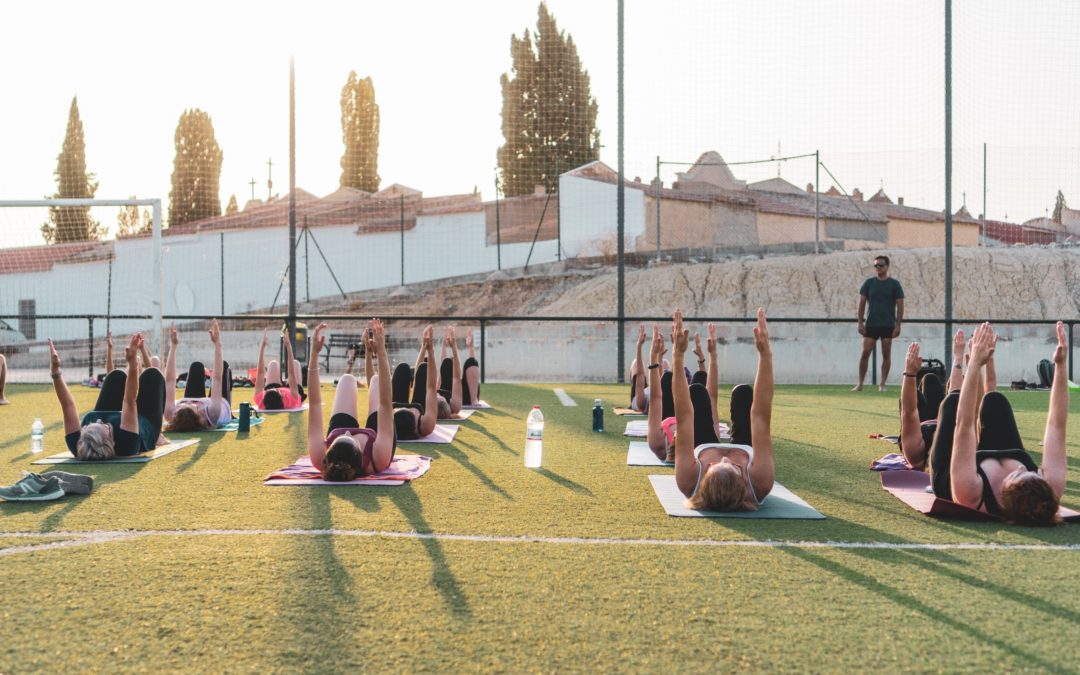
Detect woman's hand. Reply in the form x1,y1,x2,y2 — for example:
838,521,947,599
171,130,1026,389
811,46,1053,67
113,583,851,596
650,325,666,362
311,323,328,356
125,333,144,365
370,319,386,354
905,341,921,375
209,319,220,344
466,329,474,349
951,329,965,365
48,338,62,373
1053,321,1067,366
443,325,456,347
707,323,717,355
753,308,771,355
636,323,646,348
259,327,268,349
671,309,689,355
422,325,434,351
693,333,706,363
106,331,114,350
968,322,996,367
169,323,179,347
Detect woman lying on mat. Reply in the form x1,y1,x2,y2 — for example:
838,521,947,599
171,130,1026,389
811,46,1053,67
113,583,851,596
52,334,167,459
435,325,464,416
253,325,305,410
929,322,1068,525
899,330,996,470
672,308,775,511
365,325,439,439
308,321,396,480
461,328,482,406
163,320,234,432
628,323,674,414
645,323,721,461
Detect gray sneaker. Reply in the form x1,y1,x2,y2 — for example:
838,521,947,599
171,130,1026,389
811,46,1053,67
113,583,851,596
0,472,65,502
40,471,94,495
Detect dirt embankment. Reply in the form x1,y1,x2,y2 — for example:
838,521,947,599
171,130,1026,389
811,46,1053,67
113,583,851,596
308,247,1080,321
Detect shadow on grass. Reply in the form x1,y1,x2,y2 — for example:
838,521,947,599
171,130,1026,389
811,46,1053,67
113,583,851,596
461,424,516,456
387,487,472,621
423,440,512,500
534,468,593,496
783,547,1072,671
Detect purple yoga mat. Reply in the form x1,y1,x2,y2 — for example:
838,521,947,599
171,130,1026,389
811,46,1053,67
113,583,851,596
881,470,1080,522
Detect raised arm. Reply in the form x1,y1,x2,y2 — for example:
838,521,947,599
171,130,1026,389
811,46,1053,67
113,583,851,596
633,323,647,411
164,323,179,422
947,330,965,392
119,334,142,434
899,342,925,468
139,335,154,368
418,325,439,437
748,309,775,498
671,310,698,496
105,331,114,373
364,333,374,385
1041,322,1069,499
706,323,719,416
306,323,328,471
950,323,994,507
207,319,226,415
646,325,667,459
282,324,299,399
369,319,395,472
446,326,463,414
254,328,268,396
466,329,476,360
49,339,81,434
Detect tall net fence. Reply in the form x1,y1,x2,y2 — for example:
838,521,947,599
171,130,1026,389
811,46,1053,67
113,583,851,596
1,1,1079,383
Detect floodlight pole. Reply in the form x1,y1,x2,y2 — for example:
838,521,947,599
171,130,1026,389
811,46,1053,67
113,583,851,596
616,0,626,383
944,0,954,371
288,57,297,350
655,155,661,262
152,199,163,354
814,150,820,254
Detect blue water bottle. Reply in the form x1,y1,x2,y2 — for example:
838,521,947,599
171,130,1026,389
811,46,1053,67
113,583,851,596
592,399,604,433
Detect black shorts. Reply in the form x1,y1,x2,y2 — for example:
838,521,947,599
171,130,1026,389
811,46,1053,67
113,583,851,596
327,412,360,435
864,326,895,340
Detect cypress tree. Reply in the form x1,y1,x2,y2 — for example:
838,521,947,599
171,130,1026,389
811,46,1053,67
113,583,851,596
42,96,102,243
498,2,600,197
339,72,380,192
169,109,224,228
1052,190,1067,223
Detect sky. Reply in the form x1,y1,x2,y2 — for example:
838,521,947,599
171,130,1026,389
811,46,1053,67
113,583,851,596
1,0,1078,245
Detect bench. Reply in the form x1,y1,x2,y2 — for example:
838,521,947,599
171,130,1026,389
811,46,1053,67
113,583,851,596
323,334,366,374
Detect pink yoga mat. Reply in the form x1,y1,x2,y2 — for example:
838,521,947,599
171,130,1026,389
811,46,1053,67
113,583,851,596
264,455,432,486
881,470,1080,522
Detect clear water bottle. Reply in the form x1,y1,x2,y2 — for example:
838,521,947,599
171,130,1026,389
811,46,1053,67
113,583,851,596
30,417,45,454
592,399,604,433
524,406,544,468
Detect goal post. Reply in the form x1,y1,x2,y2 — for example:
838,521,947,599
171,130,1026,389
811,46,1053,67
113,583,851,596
0,198,163,382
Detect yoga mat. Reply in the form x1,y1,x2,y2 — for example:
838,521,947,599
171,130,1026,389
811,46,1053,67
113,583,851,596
868,433,900,444
207,416,265,432
400,424,459,444
870,453,911,471
445,409,476,420
264,454,433,486
32,439,198,465
613,407,646,417
880,470,1080,522
256,403,309,414
648,474,825,519
627,441,672,466
461,400,492,409
624,420,730,440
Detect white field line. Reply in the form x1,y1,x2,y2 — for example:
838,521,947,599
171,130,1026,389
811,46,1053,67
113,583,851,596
1,529,1079,556
553,388,577,406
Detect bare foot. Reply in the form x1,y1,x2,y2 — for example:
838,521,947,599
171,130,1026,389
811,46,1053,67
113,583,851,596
0,398,10,405
878,384,887,392
851,385,863,391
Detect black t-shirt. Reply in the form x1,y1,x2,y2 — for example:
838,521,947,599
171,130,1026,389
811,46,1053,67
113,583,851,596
65,411,158,458
860,277,904,327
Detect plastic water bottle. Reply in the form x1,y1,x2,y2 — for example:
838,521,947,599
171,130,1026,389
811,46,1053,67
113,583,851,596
592,399,604,433
238,402,251,432
524,406,544,468
30,417,45,454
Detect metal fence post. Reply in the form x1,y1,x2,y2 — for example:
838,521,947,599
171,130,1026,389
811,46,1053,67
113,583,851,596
87,317,95,380
479,319,486,384
1070,321,1075,383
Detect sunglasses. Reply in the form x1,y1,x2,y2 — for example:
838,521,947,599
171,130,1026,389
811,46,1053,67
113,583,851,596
873,263,886,268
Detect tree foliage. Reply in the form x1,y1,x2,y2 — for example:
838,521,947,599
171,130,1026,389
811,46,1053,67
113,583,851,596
42,96,102,243
498,2,600,197
117,197,152,237
339,72,380,192
1052,189,1067,223
169,108,223,228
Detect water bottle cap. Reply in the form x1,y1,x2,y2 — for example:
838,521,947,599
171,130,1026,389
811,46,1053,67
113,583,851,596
532,405,540,409
594,399,602,406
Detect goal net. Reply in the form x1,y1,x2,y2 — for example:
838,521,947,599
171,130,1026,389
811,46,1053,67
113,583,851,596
0,198,162,383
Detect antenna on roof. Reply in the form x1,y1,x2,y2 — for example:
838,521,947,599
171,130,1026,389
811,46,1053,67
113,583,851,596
267,157,274,200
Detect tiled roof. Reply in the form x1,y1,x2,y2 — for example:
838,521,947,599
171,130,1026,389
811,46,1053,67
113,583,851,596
0,240,113,276
753,190,887,223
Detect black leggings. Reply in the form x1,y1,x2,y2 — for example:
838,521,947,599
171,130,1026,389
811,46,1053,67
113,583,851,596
462,357,479,405
392,363,413,404
918,372,945,422
729,384,754,447
658,370,707,421
95,367,168,437
929,391,1024,500
183,361,233,404
411,361,430,406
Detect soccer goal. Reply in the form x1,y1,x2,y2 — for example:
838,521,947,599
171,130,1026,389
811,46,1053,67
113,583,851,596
0,198,163,382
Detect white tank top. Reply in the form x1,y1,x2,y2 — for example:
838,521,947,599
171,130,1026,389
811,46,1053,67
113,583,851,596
691,443,761,506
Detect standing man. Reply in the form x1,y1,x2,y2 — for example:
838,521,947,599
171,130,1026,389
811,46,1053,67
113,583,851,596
855,255,904,391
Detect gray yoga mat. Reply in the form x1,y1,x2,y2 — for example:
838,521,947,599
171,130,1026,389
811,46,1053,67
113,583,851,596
627,441,672,466
32,439,198,464
648,474,825,519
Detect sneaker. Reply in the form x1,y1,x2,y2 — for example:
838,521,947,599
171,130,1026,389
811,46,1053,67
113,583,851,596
40,471,94,495
0,472,65,502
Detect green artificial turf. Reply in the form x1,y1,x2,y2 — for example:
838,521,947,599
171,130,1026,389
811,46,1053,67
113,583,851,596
1,382,1079,671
